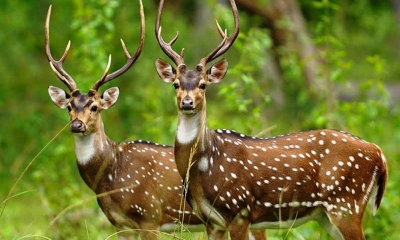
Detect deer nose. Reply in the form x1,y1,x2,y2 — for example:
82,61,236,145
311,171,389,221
70,119,86,133
181,96,194,110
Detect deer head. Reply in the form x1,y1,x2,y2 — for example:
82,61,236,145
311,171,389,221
46,4,144,135
155,0,239,116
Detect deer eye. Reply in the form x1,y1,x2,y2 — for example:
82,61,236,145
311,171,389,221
173,83,179,90
91,106,98,112
199,83,206,90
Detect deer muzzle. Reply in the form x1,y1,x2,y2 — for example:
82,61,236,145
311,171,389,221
70,119,86,133
181,95,194,113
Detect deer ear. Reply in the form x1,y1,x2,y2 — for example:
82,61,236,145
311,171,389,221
207,58,228,83
101,87,119,109
48,86,70,109
155,58,176,83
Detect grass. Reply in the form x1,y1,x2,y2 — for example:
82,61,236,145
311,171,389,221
0,180,394,239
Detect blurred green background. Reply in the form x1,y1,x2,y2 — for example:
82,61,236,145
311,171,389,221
0,0,399,239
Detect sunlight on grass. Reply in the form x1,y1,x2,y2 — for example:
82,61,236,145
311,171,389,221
1,123,69,219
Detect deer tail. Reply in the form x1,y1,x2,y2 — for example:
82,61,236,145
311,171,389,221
372,153,388,215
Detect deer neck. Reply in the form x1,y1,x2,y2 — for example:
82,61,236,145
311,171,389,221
176,111,206,144
175,109,211,178
73,117,115,191
73,123,111,164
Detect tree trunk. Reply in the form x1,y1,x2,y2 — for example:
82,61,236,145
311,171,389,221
236,0,326,97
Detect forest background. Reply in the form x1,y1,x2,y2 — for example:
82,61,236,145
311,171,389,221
0,0,399,239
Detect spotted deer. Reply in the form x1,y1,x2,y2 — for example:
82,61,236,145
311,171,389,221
45,2,208,239
154,0,388,239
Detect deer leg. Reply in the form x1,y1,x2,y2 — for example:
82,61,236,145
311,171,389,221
135,222,161,240
138,231,159,240
116,227,140,240
228,217,252,240
206,223,229,240
318,212,365,240
331,216,365,240
249,230,267,240
115,225,159,240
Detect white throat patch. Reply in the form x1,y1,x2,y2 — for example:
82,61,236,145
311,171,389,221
176,113,200,144
74,134,97,165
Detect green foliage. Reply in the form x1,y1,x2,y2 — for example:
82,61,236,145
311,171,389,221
302,0,393,135
216,28,273,134
70,0,121,91
212,4,274,134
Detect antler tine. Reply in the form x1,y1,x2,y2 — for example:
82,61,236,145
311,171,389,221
200,0,240,66
199,29,228,67
92,0,145,91
215,19,226,38
95,54,112,89
45,5,77,92
155,0,184,66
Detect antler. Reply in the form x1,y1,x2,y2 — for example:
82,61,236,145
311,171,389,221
46,1,145,92
199,0,240,66
155,0,185,67
92,0,145,91
45,5,77,91
155,0,239,67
